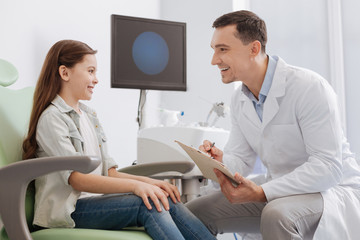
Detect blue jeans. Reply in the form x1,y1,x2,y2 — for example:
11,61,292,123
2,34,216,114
71,193,215,240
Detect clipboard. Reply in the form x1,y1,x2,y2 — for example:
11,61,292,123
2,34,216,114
175,140,240,186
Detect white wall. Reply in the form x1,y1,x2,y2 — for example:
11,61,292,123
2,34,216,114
0,0,161,168
250,0,330,80
342,0,360,159
158,0,234,130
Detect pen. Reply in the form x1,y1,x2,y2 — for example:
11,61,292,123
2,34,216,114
208,142,215,153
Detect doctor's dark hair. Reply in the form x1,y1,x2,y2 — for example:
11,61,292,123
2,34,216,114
213,10,267,53
23,40,97,160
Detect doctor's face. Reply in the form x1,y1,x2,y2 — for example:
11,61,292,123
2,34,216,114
211,25,253,84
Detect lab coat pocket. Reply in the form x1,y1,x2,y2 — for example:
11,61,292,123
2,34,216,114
270,124,306,161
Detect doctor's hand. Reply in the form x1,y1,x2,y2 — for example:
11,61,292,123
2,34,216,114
214,169,267,203
199,140,223,162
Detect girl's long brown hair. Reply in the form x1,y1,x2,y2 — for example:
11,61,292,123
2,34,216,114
22,40,97,160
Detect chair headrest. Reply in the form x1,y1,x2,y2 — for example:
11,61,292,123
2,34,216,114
0,59,19,87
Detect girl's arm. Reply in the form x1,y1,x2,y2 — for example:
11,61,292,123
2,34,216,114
68,171,170,212
108,167,181,204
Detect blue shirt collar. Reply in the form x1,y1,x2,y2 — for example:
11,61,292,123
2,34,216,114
242,55,277,103
259,55,277,101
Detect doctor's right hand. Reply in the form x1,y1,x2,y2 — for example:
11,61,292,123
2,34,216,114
199,140,223,162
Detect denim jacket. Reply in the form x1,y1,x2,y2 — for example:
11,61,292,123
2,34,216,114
33,95,118,228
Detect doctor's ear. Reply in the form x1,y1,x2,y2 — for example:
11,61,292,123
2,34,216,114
58,65,70,81
250,40,261,56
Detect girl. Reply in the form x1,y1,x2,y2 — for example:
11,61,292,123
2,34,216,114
23,39,215,240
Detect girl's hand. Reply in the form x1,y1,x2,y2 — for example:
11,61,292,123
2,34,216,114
144,178,181,204
133,181,170,212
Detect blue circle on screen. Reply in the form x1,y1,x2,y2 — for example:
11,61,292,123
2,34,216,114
132,31,169,75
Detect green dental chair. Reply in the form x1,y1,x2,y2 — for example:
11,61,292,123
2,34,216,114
0,59,194,240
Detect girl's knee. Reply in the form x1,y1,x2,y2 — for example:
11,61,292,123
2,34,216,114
169,199,185,210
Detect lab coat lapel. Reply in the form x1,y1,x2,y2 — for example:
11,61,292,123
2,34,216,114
239,93,262,129
261,59,287,130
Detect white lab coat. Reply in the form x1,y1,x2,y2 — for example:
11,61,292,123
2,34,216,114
223,56,360,239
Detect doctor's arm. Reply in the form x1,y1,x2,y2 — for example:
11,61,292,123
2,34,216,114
221,96,258,177
212,92,263,203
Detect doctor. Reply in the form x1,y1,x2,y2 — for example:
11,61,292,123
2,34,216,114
186,10,360,239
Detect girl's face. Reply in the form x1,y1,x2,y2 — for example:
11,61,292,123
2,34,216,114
64,54,98,102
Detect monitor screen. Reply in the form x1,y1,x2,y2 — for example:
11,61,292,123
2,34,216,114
111,14,186,91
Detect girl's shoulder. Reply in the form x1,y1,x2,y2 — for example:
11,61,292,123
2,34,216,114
40,104,61,119
38,103,72,127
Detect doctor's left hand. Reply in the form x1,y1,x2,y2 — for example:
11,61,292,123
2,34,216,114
144,178,181,204
214,169,267,203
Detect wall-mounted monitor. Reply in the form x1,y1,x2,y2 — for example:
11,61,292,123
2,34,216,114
111,14,186,91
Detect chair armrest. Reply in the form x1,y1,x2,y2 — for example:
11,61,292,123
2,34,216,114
118,161,195,176
0,156,100,240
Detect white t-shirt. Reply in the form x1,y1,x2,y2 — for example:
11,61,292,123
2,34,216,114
78,111,103,199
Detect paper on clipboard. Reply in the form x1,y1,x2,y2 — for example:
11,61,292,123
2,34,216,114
175,140,240,185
